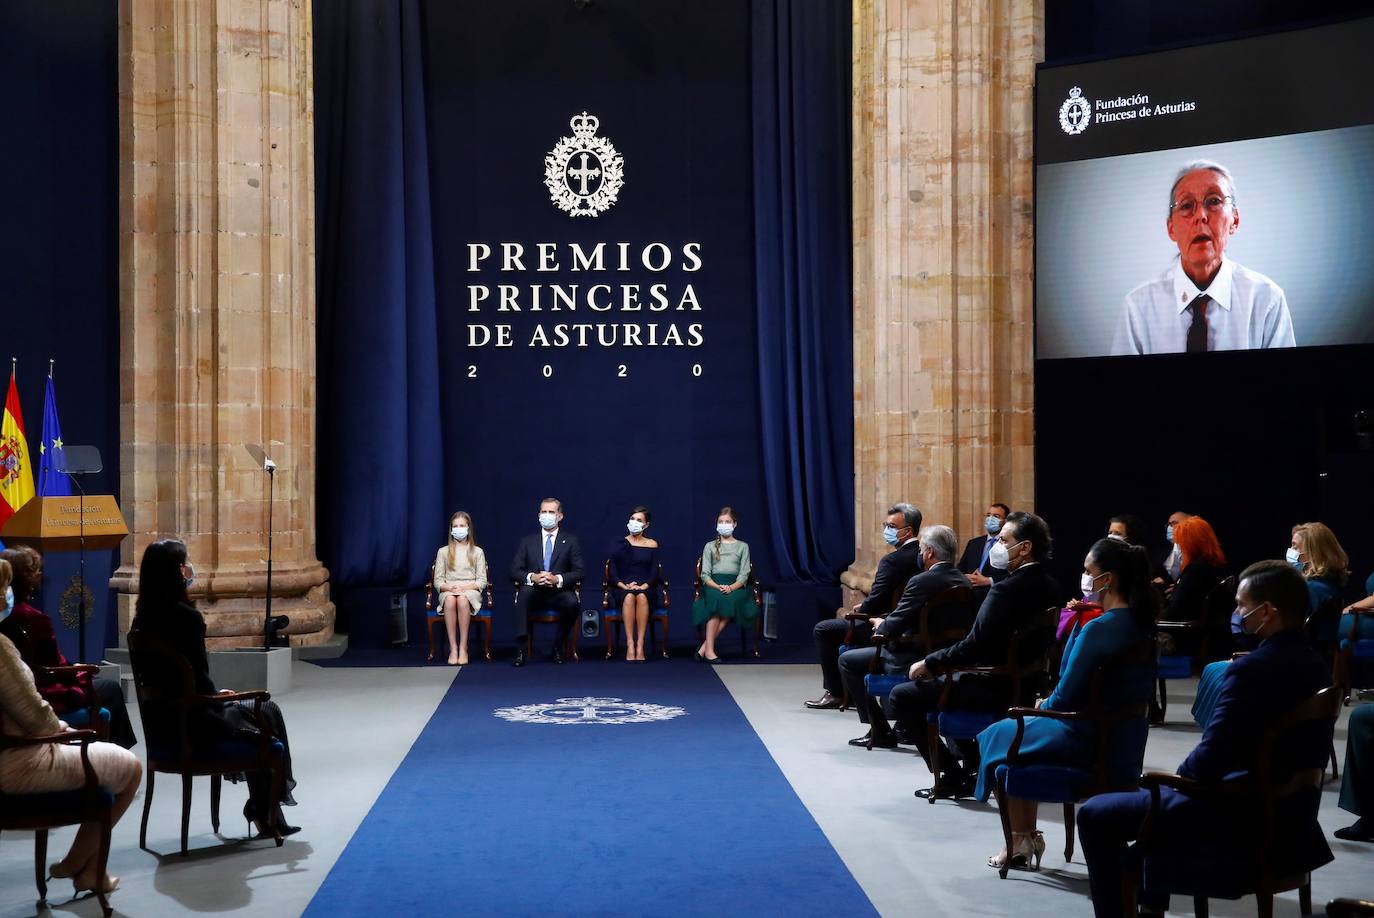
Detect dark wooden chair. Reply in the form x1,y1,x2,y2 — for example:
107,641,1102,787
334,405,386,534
1155,574,1237,721
0,728,113,916
692,557,764,657
835,585,906,711
425,563,495,662
513,579,582,661
601,559,671,659
994,636,1157,877
924,606,1060,802
860,585,976,742
127,631,285,855
1124,685,1341,918
37,662,109,740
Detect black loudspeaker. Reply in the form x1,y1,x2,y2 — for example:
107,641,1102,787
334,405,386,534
388,592,408,646
581,608,600,639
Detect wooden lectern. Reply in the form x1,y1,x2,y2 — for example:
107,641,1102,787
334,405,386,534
1,495,128,552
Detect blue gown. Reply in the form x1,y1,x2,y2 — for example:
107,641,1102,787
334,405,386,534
974,607,1153,801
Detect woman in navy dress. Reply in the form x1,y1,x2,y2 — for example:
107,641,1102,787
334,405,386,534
975,537,1157,871
609,506,661,662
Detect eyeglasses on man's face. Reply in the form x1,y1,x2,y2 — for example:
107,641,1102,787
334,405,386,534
1169,194,1233,219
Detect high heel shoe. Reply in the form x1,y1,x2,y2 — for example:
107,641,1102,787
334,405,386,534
73,873,119,896
987,832,1041,871
1030,831,1046,866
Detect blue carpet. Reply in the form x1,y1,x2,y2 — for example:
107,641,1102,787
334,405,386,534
305,660,875,917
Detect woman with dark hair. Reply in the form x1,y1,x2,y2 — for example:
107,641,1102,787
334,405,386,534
128,539,301,838
608,506,661,662
1106,514,1147,546
975,538,1157,871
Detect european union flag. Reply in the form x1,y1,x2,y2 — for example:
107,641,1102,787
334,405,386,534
37,373,72,497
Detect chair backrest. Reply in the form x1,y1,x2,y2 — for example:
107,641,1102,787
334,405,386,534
126,630,200,754
1086,636,1159,786
916,584,976,653
1202,574,1238,627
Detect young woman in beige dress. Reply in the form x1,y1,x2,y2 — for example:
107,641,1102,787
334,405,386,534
434,511,488,665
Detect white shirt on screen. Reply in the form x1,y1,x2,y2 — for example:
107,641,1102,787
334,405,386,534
1110,257,1296,356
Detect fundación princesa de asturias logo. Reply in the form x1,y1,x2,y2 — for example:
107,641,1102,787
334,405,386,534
1059,87,1091,135
544,111,625,217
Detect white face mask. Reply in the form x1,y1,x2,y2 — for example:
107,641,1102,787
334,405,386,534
716,523,735,537
1080,571,1107,600
627,520,645,535
539,512,558,530
989,540,1011,570
0,586,12,621
452,526,469,541
1285,546,1304,570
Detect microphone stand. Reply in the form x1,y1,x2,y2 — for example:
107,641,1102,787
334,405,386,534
263,458,275,649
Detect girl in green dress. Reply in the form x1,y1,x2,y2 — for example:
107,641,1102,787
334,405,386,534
692,506,758,662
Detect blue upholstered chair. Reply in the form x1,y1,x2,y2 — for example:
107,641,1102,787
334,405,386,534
0,728,115,916
693,557,765,658
924,606,1059,802
128,631,286,855
1155,575,1236,722
991,636,1156,878
601,559,671,659
1123,685,1340,918
860,585,976,747
514,579,582,661
1338,604,1374,706
425,564,495,662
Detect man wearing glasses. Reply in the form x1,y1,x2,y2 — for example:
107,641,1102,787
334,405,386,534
1111,161,1295,355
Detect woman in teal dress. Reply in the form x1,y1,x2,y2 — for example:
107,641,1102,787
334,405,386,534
975,537,1157,871
692,506,757,663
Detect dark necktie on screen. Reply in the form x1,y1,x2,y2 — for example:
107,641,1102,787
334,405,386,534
1186,294,1210,353
544,534,554,572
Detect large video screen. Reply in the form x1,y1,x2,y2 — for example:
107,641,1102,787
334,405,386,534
1035,17,1374,360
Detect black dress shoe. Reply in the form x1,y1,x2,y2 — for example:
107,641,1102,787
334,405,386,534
513,648,527,667
848,731,896,749
805,692,842,710
1335,820,1374,842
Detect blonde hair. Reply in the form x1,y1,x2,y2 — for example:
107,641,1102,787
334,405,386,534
713,506,737,561
0,558,10,593
447,511,478,572
1293,522,1349,586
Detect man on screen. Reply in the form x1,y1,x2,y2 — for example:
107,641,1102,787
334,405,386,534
1111,161,1296,355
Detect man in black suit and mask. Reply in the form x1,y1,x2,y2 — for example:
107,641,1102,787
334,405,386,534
509,497,584,667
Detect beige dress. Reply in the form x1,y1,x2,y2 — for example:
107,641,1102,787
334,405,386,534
433,544,488,614
0,634,140,794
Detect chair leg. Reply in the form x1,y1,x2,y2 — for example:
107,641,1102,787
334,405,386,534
1063,802,1075,861
1329,740,1339,782
997,771,1014,880
180,772,193,856
605,618,615,660
1194,895,1208,918
426,615,438,662
1121,865,1139,918
95,812,113,917
210,773,222,833
926,722,941,804
482,618,492,661
1299,881,1312,915
139,767,155,851
34,829,48,902
1157,677,1168,721
1256,892,1272,918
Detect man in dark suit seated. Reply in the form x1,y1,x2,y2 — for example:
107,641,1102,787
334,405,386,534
1077,560,1334,918
509,497,584,667
958,502,1010,603
838,525,971,747
892,511,1060,796
805,502,924,710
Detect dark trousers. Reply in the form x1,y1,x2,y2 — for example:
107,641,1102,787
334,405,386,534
1078,788,1207,917
231,698,298,810
1340,702,1374,820
92,676,138,749
889,675,1013,780
814,617,871,696
838,646,880,725
512,584,580,645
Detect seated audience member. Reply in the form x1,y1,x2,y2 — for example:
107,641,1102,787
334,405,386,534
1106,513,1147,546
509,498,585,667
692,507,758,663
1340,571,1374,643
609,506,662,663
0,558,143,899
975,538,1157,870
958,502,1010,602
129,540,301,838
433,511,488,666
837,525,968,745
807,503,923,709
1160,515,1224,625
1152,510,1192,587
1336,702,1374,842
1078,561,1334,918
891,511,1060,797
0,546,137,748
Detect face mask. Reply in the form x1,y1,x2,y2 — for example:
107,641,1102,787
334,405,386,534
1106,532,1126,543
539,512,558,530
984,516,1002,536
1233,601,1269,636
882,525,899,546
1285,546,1304,570
452,526,468,541
1165,525,1175,544
0,586,12,621
1080,571,1106,601
717,523,735,537
627,520,645,535
989,540,1011,570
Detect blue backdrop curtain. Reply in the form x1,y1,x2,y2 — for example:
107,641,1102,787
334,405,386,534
315,1,853,597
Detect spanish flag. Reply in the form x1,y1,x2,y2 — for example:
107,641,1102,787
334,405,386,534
0,365,35,533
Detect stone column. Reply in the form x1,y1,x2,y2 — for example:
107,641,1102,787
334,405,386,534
845,0,1041,600
112,0,334,648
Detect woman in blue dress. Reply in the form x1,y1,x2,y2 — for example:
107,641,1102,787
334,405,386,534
608,506,661,662
976,537,1157,871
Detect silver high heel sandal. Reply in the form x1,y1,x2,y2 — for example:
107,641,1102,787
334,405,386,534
987,832,1042,871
